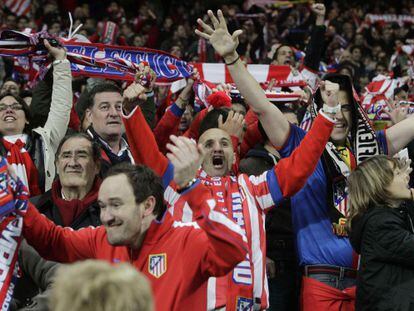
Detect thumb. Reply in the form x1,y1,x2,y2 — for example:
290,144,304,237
197,143,207,166
218,114,223,128
232,29,243,41
44,39,51,50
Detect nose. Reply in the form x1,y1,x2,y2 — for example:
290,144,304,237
212,141,223,152
100,207,115,225
334,108,345,120
108,105,120,117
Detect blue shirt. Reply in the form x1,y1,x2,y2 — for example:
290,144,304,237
279,125,388,267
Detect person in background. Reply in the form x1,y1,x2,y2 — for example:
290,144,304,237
50,260,154,311
348,155,414,311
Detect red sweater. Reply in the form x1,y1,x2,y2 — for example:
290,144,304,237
23,183,247,311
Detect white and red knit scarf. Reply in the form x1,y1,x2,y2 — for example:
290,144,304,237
2,136,40,196
199,171,256,310
0,158,29,309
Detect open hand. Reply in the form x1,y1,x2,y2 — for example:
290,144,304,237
218,110,245,140
166,135,205,188
195,10,243,62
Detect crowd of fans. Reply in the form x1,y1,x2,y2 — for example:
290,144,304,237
0,0,413,311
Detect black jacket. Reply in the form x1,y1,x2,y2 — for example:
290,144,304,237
349,203,414,311
30,189,101,229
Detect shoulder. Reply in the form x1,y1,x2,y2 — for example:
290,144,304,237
30,190,53,211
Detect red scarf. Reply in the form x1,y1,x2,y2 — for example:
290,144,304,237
51,178,101,227
0,162,29,309
199,171,255,310
2,138,40,196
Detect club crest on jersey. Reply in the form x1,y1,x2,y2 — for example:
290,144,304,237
236,296,253,310
148,253,167,278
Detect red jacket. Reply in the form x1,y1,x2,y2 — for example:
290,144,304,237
122,106,335,309
23,183,248,311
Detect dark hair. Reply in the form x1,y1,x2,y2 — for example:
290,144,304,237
315,73,357,136
105,163,165,219
19,90,32,98
272,44,294,62
393,85,408,97
198,108,229,137
86,82,122,110
0,92,31,133
55,132,101,163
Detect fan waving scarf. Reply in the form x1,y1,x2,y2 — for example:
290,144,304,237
0,30,193,83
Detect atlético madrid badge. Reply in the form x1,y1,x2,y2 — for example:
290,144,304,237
148,253,167,278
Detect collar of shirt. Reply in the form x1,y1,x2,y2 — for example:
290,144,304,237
98,136,129,156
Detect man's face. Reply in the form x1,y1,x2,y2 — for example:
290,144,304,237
1,81,20,96
330,90,352,145
99,174,146,247
56,137,99,189
86,92,123,141
273,46,294,66
351,48,362,62
199,128,234,177
178,105,194,131
0,96,27,136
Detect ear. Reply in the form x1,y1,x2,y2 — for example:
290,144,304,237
85,108,93,123
142,196,156,217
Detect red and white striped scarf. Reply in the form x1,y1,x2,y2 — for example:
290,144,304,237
2,136,40,196
0,159,29,309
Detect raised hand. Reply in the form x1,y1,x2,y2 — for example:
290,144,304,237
166,135,205,188
135,63,157,92
383,99,409,125
311,3,326,26
44,39,66,61
320,80,340,107
195,10,243,63
218,110,245,141
122,82,147,114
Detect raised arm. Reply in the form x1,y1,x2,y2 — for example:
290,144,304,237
384,114,414,156
39,40,73,149
122,83,173,187
195,10,290,147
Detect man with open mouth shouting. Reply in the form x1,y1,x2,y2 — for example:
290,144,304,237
119,9,342,310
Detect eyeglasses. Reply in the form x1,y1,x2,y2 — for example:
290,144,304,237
0,103,23,112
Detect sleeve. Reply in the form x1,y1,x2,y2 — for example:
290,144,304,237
250,113,334,210
18,239,59,291
183,108,208,139
28,68,53,129
153,103,183,153
23,203,98,263
303,25,326,72
40,61,73,151
370,213,414,268
139,94,157,129
180,182,248,277
122,106,174,188
376,129,389,155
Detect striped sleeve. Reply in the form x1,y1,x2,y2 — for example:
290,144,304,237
179,181,248,277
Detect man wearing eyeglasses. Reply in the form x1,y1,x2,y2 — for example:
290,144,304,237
13,132,102,309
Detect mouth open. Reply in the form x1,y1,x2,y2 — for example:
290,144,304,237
284,59,292,65
212,155,224,169
334,123,346,129
3,116,16,122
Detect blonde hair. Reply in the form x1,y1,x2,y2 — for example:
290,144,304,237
49,260,153,311
347,155,406,229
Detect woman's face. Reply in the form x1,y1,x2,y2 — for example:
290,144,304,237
385,160,412,201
